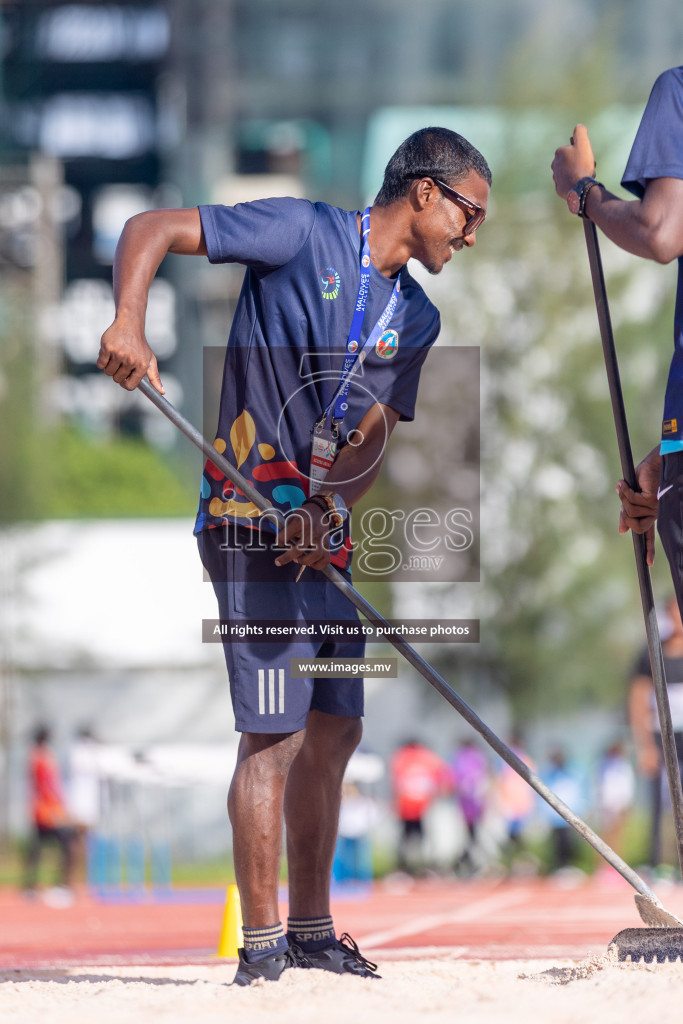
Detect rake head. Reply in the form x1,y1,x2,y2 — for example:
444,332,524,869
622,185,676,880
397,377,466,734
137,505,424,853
609,927,683,964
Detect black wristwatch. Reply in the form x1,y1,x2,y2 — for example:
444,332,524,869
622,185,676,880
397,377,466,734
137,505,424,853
303,492,347,529
567,177,603,218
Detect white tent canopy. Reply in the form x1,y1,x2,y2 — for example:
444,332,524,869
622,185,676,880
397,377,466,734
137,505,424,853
3,520,223,670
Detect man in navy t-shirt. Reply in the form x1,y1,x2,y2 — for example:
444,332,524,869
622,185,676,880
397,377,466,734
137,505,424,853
551,69,683,607
98,127,491,985
193,196,441,571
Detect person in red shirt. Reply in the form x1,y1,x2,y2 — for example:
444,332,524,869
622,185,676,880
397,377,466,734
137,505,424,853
390,739,449,874
22,726,75,898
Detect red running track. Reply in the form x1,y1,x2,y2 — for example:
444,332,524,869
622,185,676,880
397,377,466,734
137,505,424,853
2,873,683,968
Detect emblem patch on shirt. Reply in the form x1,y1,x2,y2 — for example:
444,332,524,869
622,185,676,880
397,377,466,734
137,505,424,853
663,418,678,435
320,267,340,300
376,329,399,359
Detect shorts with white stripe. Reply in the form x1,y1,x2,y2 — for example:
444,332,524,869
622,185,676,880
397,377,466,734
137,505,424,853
198,525,365,733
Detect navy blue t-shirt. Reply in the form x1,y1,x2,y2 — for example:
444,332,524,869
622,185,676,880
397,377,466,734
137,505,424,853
622,66,683,450
193,198,441,568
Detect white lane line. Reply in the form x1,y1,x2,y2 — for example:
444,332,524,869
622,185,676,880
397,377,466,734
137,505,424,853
359,887,529,950
371,945,471,960
490,907,639,923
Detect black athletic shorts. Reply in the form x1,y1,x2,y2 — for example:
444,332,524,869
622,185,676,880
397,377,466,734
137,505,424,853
198,525,365,733
657,451,683,621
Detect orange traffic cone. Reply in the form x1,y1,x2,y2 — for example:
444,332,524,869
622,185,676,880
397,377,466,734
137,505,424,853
216,884,243,957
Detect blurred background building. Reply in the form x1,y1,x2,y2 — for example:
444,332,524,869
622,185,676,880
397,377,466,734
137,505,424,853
2,0,682,438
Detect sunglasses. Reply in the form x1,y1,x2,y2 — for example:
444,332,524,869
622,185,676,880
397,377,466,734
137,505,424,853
432,178,486,235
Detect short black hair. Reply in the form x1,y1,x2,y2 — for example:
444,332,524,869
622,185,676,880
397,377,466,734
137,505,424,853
374,126,492,206
33,725,50,745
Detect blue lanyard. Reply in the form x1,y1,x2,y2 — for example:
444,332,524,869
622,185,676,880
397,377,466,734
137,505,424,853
323,207,401,430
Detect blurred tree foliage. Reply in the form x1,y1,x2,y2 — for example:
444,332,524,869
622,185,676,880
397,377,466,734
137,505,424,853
406,103,677,720
37,425,197,518
0,289,35,523
0,288,196,524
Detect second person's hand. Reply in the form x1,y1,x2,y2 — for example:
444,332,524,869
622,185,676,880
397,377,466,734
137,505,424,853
551,123,597,198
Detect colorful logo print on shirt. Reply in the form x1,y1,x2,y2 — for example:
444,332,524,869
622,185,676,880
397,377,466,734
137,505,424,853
376,329,399,359
320,267,341,300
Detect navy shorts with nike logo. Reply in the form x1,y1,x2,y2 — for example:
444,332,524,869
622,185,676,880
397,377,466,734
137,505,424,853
198,525,365,733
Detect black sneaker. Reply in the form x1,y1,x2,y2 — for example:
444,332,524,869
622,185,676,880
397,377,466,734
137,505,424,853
231,944,312,986
303,932,381,979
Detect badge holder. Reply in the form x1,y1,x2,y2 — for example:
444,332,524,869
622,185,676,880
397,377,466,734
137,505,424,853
309,417,339,495
295,419,341,582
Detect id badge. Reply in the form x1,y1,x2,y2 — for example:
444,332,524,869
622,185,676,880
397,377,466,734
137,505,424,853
309,424,338,494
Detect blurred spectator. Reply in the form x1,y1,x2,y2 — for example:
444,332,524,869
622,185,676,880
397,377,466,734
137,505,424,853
67,726,103,881
496,733,536,864
332,782,381,886
67,726,102,829
390,739,449,875
596,740,635,859
539,748,585,873
628,594,683,867
449,740,489,875
22,725,76,904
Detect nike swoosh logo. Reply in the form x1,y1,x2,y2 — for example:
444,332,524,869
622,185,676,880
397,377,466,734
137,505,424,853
657,484,674,499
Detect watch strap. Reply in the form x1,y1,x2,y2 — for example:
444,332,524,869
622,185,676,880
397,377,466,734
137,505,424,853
568,176,603,217
578,178,603,217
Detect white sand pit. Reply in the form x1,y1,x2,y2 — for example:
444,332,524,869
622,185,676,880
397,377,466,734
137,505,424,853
2,952,683,1024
